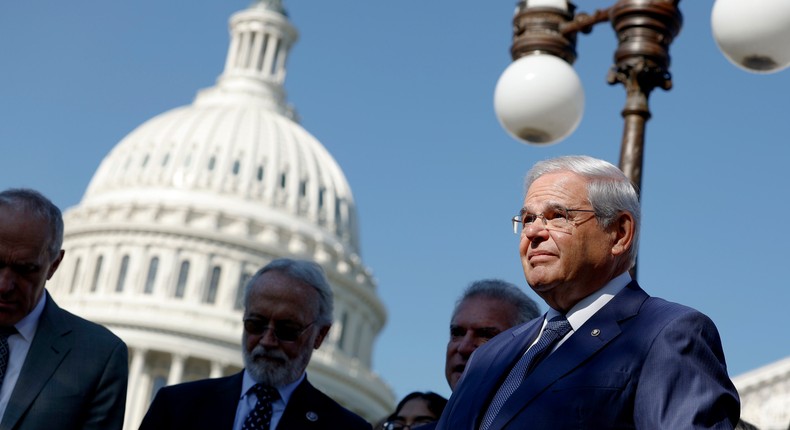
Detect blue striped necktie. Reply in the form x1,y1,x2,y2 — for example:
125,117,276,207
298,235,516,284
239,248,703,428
479,315,572,430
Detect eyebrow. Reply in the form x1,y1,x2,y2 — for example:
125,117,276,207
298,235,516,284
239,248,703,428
450,325,501,333
474,327,501,336
0,260,41,270
521,202,565,215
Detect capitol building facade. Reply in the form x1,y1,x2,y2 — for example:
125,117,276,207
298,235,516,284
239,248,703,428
46,1,394,428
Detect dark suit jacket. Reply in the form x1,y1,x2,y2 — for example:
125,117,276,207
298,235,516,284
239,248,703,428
0,293,129,430
436,281,740,429
139,371,372,430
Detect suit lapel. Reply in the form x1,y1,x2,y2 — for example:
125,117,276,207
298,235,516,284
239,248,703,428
444,318,543,429
210,373,245,429
2,295,74,429
489,282,648,429
278,379,320,428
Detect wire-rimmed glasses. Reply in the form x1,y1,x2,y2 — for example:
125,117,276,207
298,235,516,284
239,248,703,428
512,206,596,235
383,420,435,430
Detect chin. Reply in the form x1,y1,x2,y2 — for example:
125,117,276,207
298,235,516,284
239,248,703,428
526,277,550,292
528,281,552,292
526,269,560,291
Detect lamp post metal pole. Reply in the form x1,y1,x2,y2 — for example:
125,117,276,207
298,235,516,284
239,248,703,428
606,0,682,196
605,0,682,278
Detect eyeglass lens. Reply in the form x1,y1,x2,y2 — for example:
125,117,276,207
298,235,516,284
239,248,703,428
243,318,309,342
514,209,572,233
384,419,434,430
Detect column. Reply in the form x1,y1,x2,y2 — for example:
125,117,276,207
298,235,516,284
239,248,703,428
249,30,265,72
261,32,278,78
167,353,186,386
210,361,225,379
125,347,148,430
225,29,241,72
237,29,252,69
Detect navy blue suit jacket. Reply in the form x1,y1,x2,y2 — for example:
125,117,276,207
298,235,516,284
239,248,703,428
138,371,371,430
435,281,739,429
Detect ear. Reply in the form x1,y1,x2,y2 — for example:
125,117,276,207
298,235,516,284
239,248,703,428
313,325,331,350
46,250,65,280
609,211,635,258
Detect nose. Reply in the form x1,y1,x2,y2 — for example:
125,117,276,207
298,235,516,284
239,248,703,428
522,220,550,241
257,326,280,347
457,333,478,357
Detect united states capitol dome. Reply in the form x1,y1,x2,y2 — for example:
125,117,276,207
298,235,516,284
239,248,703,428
82,3,360,258
48,1,394,428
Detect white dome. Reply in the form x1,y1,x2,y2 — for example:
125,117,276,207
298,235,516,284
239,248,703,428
81,2,360,256
48,2,393,428
81,101,361,257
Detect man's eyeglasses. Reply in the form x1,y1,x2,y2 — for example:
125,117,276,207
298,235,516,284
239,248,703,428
512,207,596,235
383,421,435,430
243,318,315,342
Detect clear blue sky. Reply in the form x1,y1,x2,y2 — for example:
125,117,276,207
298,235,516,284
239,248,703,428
1,1,788,403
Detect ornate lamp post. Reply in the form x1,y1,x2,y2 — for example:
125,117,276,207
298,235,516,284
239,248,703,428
494,0,790,195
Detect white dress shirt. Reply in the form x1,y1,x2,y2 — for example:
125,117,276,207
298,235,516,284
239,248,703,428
233,370,305,430
540,271,632,352
0,290,46,420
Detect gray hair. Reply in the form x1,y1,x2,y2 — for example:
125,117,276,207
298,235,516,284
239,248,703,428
0,188,64,261
524,155,641,268
245,258,334,326
453,279,541,325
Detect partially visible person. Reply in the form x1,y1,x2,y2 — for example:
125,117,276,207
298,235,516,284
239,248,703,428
435,156,739,429
140,257,371,430
735,419,759,430
383,391,447,430
373,416,389,430
0,188,129,430
445,279,540,390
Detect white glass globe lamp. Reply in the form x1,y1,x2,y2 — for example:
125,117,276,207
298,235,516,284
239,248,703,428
524,0,568,10
712,0,790,73
494,53,584,145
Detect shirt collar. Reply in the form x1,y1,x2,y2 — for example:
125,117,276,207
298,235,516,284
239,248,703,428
241,369,306,405
546,271,631,331
13,289,47,342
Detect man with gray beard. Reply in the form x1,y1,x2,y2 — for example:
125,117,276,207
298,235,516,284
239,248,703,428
139,258,371,430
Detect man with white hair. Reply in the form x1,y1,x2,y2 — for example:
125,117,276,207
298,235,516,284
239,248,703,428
435,155,739,429
140,258,371,430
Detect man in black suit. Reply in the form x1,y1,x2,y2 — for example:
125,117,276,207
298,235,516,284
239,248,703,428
0,188,128,430
140,258,371,430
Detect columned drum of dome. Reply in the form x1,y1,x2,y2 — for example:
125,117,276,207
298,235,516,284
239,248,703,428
46,1,394,428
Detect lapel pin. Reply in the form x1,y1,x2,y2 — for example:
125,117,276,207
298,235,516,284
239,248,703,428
306,411,319,422
591,328,601,337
